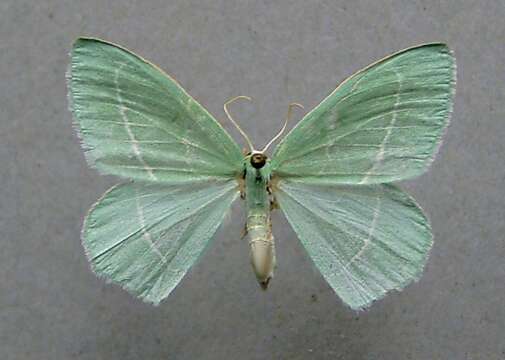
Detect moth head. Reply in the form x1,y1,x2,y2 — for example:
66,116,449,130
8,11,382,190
250,152,267,169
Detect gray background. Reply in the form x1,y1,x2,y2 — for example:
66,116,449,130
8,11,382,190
1,1,504,359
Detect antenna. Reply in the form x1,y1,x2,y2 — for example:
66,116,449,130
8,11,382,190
262,102,304,152
223,95,255,152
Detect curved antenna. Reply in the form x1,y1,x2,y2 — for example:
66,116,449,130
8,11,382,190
224,95,255,152
262,102,304,152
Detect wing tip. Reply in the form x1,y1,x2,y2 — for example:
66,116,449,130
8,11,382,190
419,43,457,174
71,36,113,49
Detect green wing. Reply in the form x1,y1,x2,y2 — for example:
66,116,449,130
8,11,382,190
274,178,432,310
271,44,456,185
69,38,244,302
68,37,243,183
83,179,238,304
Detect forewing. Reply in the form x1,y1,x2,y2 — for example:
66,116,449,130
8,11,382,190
82,180,238,304
271,44,456,185
68,38,243,183
274,178,432,310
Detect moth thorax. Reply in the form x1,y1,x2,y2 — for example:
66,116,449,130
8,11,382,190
250,152,267,169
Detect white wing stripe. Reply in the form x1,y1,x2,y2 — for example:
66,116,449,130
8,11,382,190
275,179,433,310
114,65,157,181
360,70,403,184
345,195,381,268
134,188,167,263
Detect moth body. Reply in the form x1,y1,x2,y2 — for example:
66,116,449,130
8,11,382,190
244,153,276,289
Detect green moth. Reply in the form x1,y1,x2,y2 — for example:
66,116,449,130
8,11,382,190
68,38,455,310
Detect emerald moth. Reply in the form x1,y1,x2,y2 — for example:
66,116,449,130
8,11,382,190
67,38,455,310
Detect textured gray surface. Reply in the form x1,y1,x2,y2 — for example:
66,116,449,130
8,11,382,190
1,1,504,359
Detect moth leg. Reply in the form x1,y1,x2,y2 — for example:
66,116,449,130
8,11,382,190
270,199,279,211
238,172,246,199
267,184,279,210
240,223,248,240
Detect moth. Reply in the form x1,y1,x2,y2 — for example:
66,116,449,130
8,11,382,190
68,38,455,310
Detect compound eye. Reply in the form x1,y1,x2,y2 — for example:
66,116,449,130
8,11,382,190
250,153,267,169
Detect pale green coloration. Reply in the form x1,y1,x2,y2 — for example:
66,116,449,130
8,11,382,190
244,158,275,287
69,38,243,183
69,38,455,309
274,179,432,310
83,180,238,304
69,38,244,303
270,43,455,309
271,44,455,185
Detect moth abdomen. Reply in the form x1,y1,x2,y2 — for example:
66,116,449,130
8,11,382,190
247,213,276,289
